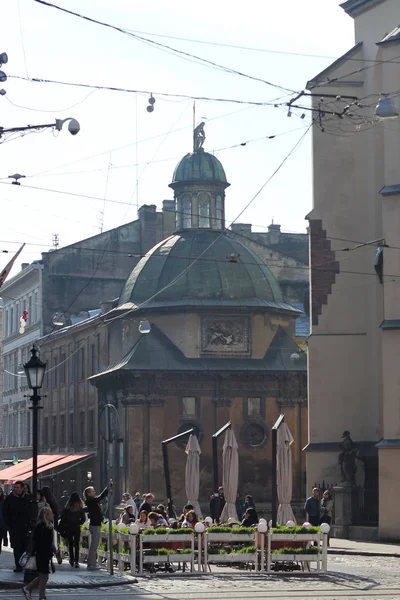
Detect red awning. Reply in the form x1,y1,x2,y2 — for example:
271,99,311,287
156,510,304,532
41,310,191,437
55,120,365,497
0,453,93,483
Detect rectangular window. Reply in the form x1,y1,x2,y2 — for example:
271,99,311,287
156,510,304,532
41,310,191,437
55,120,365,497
78,347,85,380
198,193,210,228
88,409,95,444
90,343,96,376
27,410,31,446
60,352,66,385
28,296,32,325
43,416,48,447
13,352,18,390
80,411,85,445
69,412,74,445
247,397,261,417
182,396,196,418
52,357,58,387
33,292,38,322
52,415,57,446
60,414,65,446
10,307,14,335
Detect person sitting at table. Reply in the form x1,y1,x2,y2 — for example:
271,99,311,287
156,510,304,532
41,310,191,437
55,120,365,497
241,507,259,527
118,505,136,525
135,510,152,530
186,510,198,529
156,504,168,522
178,504,194,523
148,511,168,528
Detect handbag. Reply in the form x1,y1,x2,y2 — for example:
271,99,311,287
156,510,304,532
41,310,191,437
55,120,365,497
25,556,37,571
19,552,30,568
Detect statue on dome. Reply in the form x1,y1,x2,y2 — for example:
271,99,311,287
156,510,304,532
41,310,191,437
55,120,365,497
193,121,206,152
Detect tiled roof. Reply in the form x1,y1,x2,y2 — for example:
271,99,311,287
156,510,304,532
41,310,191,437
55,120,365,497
89,324,306,380
292,302,310,338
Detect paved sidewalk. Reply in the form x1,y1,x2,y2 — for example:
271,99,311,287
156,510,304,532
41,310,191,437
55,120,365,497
0,547,136,589
329,538,400,557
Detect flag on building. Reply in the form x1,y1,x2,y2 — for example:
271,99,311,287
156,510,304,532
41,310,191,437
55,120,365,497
0,244,25,291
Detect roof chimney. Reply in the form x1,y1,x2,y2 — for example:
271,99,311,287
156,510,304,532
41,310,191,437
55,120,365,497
231,223,252,234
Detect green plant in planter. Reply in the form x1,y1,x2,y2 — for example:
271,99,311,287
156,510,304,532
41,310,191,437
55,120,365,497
142,528,194,535
271,525,320,534
206,526,254,534
97,543,106,552
118,526,130,535
120,546,130,555
272,546,319,555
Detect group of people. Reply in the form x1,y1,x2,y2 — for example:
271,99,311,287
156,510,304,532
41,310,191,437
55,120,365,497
305,488,334,526
0,481,110,600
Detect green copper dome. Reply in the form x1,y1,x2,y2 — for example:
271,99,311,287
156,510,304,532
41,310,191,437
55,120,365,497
170,150,229,186
119,230,296,312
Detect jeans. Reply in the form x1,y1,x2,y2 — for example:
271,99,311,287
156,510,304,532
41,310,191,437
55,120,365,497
10,531,27,568
25,572,49,599
0,527,7,553
88,525,100,567
67,528,81,564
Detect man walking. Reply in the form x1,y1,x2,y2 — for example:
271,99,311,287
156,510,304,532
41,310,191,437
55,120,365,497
3,481,30,571
83,485,108,570
304,487,320,526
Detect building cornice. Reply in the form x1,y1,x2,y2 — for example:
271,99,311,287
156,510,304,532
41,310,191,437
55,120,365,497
307,43,363,89
0,263,42,294
341,0,386,17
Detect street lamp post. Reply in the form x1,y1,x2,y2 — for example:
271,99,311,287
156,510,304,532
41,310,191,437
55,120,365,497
23,346,46,512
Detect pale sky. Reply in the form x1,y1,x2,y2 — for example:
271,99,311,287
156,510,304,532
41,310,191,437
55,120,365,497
1,0,354,273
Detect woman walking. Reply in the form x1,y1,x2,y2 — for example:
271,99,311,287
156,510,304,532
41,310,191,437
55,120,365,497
320,490,333,526
59,492,86,567
40,487,61,564
22,506,55,600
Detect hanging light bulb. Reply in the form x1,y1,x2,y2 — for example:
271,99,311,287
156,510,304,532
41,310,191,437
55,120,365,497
138,320,151,334
375,95,399,119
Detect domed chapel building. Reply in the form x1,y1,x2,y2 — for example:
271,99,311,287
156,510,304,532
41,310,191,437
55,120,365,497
90,129,307,507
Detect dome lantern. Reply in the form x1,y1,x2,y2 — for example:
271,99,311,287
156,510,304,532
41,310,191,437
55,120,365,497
169,123,230,232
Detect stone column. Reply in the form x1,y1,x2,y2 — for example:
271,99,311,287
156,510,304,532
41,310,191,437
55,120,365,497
333,484,353,538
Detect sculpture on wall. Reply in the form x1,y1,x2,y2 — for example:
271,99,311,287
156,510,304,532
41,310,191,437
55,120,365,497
338,430,359,485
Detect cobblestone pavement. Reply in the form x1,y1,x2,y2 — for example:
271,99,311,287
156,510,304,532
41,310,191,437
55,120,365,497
0,555,399,599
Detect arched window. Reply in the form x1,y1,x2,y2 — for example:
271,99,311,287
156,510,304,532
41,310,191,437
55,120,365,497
198,192,211,228
216,194,223,228
182,194,192,228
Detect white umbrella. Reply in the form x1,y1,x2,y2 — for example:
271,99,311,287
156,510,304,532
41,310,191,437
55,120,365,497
185,434,202,518
220,429,239,523
277,421,297,524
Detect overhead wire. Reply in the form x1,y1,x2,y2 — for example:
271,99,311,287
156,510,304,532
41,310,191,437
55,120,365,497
9,74,293,107
32,0,295,94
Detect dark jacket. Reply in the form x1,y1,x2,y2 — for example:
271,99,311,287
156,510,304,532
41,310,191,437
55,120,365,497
139,501,152,514
3,492,30,534
209,494,225,522
85,488,108,526
32,521,54,574
0,499,5,530
60,506,85,534
305,496,320,518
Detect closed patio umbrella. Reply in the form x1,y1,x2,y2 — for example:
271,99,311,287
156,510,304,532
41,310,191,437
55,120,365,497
220,428,239,523
185,434,202,518
277,421,296,524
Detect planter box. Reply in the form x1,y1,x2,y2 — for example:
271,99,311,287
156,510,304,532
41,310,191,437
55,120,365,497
269,534,321,542
207,553,256,563
141,534,194,543
118,554,131,563
271,554,320,562
205,533,255,543
143,553,194,564
97,550,107,559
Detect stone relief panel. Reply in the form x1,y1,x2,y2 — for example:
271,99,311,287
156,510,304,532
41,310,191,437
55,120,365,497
201,315,251,356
